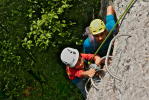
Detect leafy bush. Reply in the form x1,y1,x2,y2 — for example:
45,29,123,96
22,0,76,49
0,0,101,99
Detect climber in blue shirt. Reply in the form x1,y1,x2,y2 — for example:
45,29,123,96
83,6,118,57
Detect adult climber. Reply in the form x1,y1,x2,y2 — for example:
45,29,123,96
83,6,118,57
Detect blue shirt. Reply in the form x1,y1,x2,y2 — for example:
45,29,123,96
83,15,117,57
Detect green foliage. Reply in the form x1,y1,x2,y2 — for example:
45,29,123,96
22,0,100,50
0,40,23,98
0,40,21,65
22,0,75,49
0,0,101,99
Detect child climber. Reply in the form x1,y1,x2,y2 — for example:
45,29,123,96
60,47,102,97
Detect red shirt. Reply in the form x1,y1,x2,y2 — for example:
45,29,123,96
66,54,94,80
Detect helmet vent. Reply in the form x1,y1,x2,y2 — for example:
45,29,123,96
99,28,102,30
67,49,73,54
67,49,76,54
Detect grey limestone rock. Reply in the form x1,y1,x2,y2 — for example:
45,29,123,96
87,0,149,100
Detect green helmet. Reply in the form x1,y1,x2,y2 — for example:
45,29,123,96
89,19,106,35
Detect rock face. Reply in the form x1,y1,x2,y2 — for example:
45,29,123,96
87,0,149,100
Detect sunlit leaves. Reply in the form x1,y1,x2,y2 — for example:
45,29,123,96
0,40,21,65
22,0,75,49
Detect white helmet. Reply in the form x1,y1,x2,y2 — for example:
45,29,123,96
60,47,79,68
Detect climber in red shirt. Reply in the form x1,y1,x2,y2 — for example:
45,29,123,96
60,47,102,97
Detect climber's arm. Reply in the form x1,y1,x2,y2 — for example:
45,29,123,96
106,6,119,33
